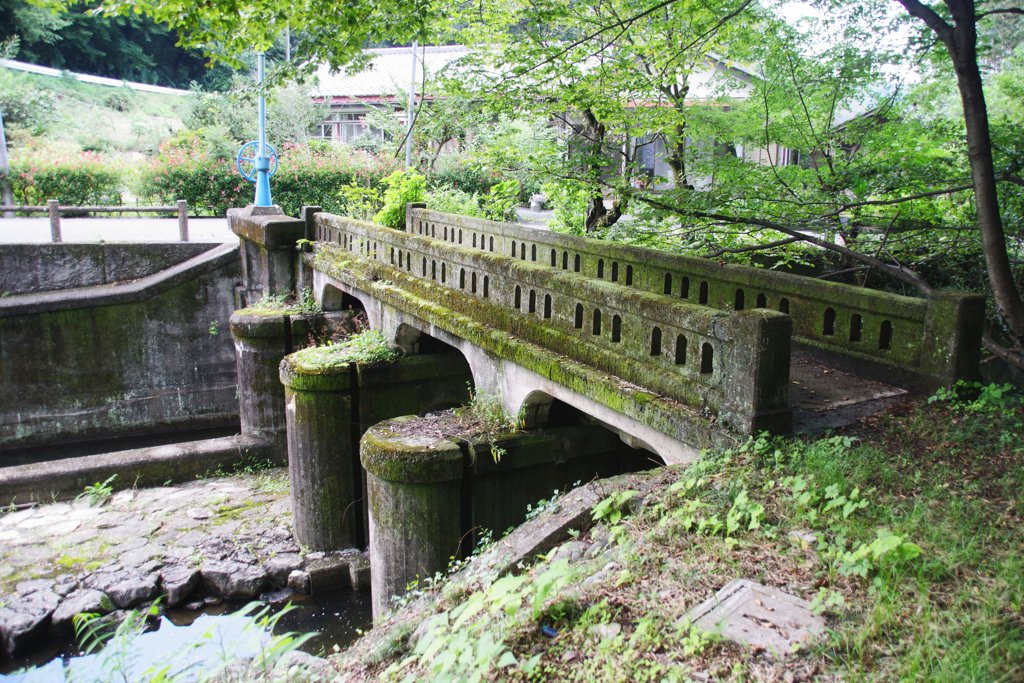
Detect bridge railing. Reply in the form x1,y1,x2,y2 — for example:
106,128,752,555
406,206,985,391
314,212,793,435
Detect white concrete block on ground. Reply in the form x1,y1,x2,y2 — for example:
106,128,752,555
685,578,825,659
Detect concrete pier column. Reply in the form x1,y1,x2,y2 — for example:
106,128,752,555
230,311,316,441
231,312,290,440
361,416,463,619
280,352,358,550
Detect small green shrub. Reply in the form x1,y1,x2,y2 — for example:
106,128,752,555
425,185,486,218
289,330,402,368
0,61,60,135
543,180,588,234
374,169,427,228
482,178,521,222
105,85,137,113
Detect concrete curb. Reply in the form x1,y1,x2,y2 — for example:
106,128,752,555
0,435,284,506
0,243,238,317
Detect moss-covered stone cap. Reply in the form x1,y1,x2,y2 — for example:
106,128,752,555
361,416,463,484
280,346,353,393
230,309,290,337
231,309,320,338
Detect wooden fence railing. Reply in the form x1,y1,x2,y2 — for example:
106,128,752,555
3,199,190,242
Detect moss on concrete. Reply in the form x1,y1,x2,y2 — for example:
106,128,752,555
361,417,463,484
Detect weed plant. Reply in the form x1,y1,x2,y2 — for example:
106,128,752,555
288,330,401,370
248,287,322,315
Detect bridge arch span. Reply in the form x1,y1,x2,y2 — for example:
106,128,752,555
313,266,702,465
321,282,370,315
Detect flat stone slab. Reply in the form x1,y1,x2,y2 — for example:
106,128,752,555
789,352,908,432
685,579,825,658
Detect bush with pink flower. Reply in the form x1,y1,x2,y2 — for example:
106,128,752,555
135,132,402,216
6,141,124,206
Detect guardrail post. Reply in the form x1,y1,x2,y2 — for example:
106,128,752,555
177,199,189,242
47,199,61,243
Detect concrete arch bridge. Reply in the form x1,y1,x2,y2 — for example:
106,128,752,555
230,203,984,467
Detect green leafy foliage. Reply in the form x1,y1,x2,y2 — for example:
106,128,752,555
247,286,322,314
34,0,432,87
288,329,401,368
74,474,117,507
135,131,399,216
928,381,1023,417
373,169,427,228
0,59,61,135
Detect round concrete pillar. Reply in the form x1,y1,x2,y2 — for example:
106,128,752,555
361,417,463,619
230,310,316,440
280,351,358,551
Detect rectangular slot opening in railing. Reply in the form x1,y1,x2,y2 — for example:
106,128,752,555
405,205,984,391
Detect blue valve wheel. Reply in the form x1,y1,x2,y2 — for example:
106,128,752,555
236,141,278,182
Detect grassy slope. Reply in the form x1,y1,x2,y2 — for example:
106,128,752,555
333,389,1024,683
6,70,186,156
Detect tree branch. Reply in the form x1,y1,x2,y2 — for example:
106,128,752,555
982,334,1024,372
509,0,754,80
817,266,870,280
976,8,1024,19
1001,172,1024,188
630,192,937,293
894,0,954,41
822,183,976,217
703,236,801,258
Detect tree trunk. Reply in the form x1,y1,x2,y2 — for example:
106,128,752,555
896,0,1024,340
580,109,625,232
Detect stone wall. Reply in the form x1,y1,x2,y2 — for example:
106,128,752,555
0,243,218,297
0,244,242,457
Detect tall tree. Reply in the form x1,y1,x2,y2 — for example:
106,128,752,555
1,0,232,88
442,0,764,231
888,0,1024,364
30,0,433,84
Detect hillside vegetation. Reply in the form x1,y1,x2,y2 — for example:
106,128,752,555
334,388,1024,683
2,68,186,157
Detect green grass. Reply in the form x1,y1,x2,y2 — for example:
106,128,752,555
12,70,187,118
335,388,1024,683
5,69,186,156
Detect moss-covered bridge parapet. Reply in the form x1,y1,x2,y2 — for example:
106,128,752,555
404,206,984,391
310,212,792,441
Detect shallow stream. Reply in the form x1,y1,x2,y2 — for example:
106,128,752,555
0,588,372,681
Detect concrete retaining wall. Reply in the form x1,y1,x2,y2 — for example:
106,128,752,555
0,244,243,458
0,243,217,296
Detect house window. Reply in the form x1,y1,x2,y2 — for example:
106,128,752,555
314,108,385,143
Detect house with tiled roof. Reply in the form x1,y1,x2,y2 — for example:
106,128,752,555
309,46,803,190
310,45,468,143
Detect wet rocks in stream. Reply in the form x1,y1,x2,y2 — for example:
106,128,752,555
0,471,370,655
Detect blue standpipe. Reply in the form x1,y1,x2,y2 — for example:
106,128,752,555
236,54,277,208
254,54,272,207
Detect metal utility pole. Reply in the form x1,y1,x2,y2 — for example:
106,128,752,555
404,41,417,170
0,105,12,218
254,54,272,206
